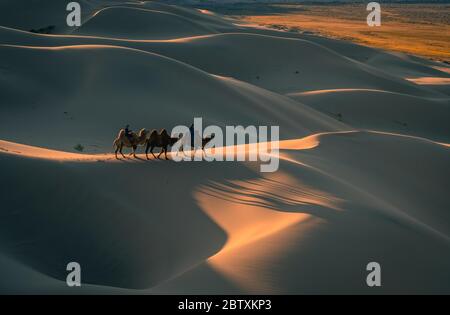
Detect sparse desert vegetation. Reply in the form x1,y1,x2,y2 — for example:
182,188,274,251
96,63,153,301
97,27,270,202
29,25,55,34
73,144,84,152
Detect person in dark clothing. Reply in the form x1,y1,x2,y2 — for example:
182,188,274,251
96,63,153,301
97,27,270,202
124,125,133,141
189,123,194,147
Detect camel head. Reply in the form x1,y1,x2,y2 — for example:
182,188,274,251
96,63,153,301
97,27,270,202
202,134,215,149
204,134,215,142
170,133,183,146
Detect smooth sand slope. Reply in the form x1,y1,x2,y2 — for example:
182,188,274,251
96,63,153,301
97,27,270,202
0,43,345,151
289,89,450,143
0,0,449,294
74,6,218,40
1,131,449,294
1,27,447,98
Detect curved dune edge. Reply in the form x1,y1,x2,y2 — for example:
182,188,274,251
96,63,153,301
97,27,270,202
0,139,113,162
0,25,250,44
365,130,450,148
433,66,450,75
288,88,391,96
287,87,449,99
1,130,447,162
198,170,343,256
198,9,215,16
406,77,450,85
1,131,449,293
196,170,343,293
0,133,337,293
0,25,222,43
67,2,238,40
0,134,324,162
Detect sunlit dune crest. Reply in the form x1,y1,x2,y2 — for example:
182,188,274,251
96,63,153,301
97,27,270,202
406,77,450,85
0,140,102,161
278,131,357,150
196,171,342,292
0,25,220,43
290,88,390,96
1,43,148,52
198,9,214,16
433,66,450,74
277,135,319,150
233,23,272,30
1,130,448,163
0,136,322,162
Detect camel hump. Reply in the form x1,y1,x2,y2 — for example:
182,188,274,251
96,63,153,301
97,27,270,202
139,128,147,136
160,129,170,139
148,129,158,141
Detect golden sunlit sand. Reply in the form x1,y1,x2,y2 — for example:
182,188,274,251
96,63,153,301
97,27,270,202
236,3,450,63
406,77,450,85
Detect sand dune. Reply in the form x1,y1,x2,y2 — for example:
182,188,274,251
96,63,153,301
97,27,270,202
1,26,444,98
0,0,449,294
154,131,450,294
74,6,218,40
288,88,450,143
1,131,448,294
0,43,345,151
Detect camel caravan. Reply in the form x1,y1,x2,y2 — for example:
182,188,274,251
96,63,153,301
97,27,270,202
113,125,215,160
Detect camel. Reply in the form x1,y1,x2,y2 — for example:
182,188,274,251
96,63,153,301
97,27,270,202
145,129,183,160
201,134,215,150
180,133,215,157
113,128,148,159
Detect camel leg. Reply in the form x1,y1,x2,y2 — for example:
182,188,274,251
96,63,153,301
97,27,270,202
132,145,137,158
151,146,157,158
120,144,126,158
145,143,150,160
157,148,163,159
164,147,169,160
127,142,133,156
114,145,119,159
